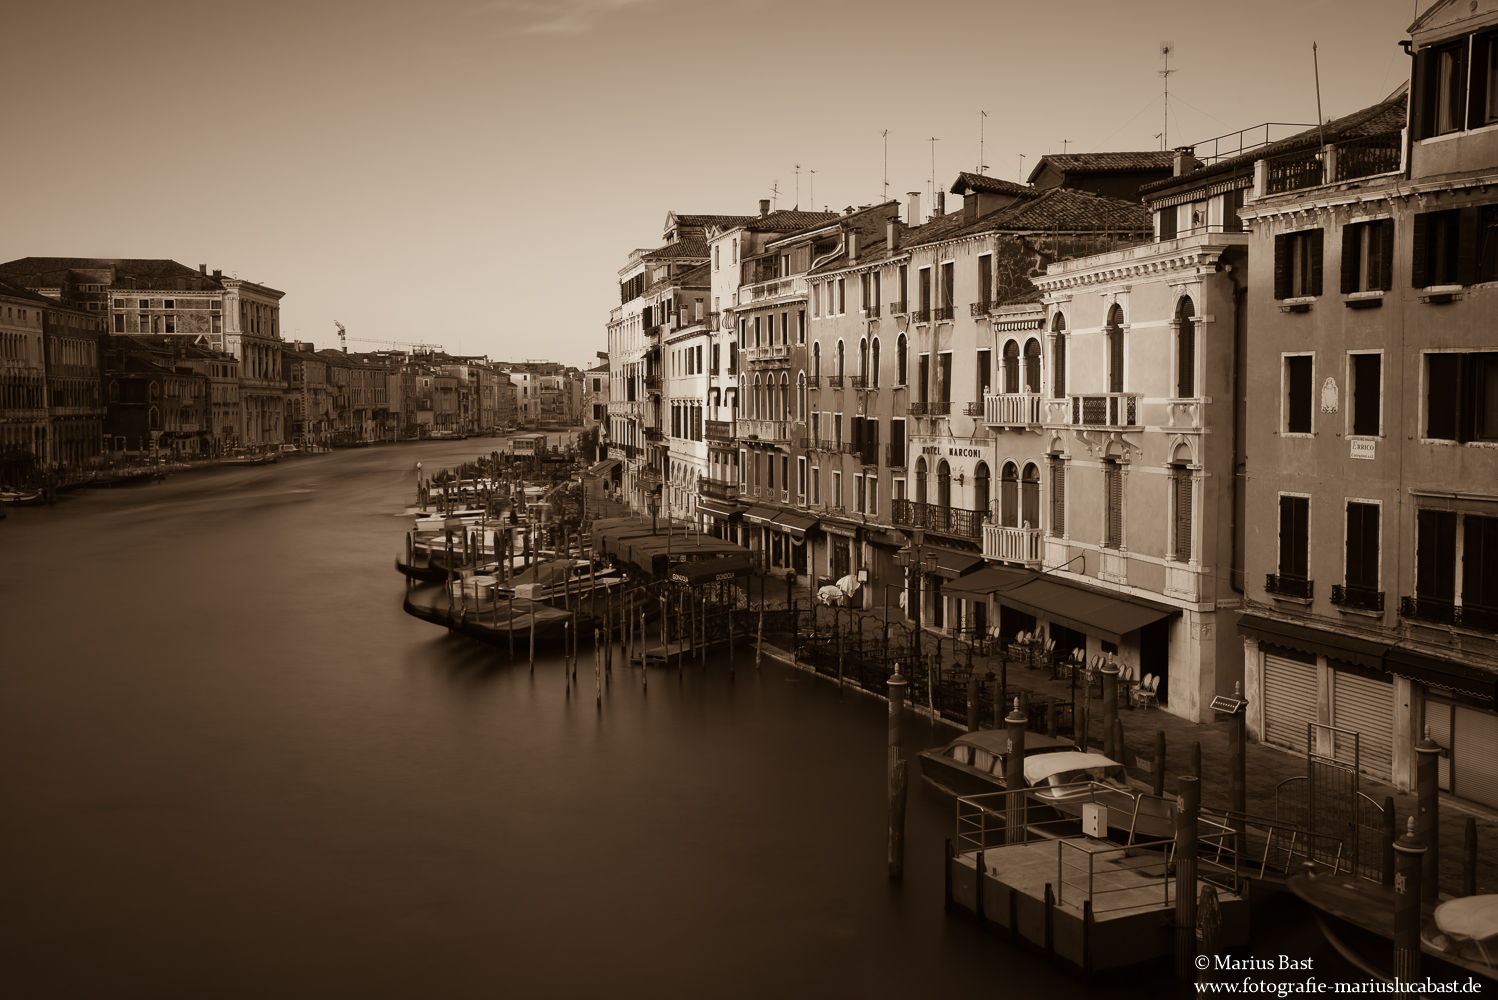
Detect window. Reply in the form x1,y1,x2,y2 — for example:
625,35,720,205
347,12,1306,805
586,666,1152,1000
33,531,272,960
870,338,880,388
896,335,907,385
1158,207,1177,241
1002,340,1020,394
940,261,954,312
1051,314,1067,398
780,311,788,345
1023,339,1041,394
811,466,820,504
1176,299,1196,398
113,313,124,332
976,348,991,399
1350,353,1382,437
1102,461,1123,548
1345,502,1380,596
1416,39,1470,138
918,267,931,317
1416,508,1458,608
1021,463,1039,529
917,354,929,404
973,463,990,517
1412,209,1464,287
860,273,870,312
936,352,951,404
1427,351,1498,441
898,264,908,311
715,246,720,270
1171,465,1193,562
813,284,821,317
1465,515,1498,623
798,309,805,344
855,474,866,514
1274,229,1324,298
832,471,842,509
1277,495,1311,588
889,418,905,467
977,254,992,307
1105,305,1124,392
837,278,845,314
1341,219,1394,293
1285,355,1314,434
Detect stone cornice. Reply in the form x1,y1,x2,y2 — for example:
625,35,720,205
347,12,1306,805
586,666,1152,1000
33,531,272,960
1033,244,1230,293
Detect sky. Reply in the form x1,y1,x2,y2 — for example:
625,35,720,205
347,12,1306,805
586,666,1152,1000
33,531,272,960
2,0,1424,369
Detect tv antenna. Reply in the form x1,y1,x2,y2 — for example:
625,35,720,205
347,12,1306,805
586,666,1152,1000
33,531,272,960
978,111,988,173
1060,139,1071,155
928,137,939,212
881,130,889,202
770,179,780,211
1017,152,1026,182
794,164,801,210
809,169,816,213
1159,41,1177,150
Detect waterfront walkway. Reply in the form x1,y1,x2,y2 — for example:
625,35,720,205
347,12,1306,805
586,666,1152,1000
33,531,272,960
744,584,1498,898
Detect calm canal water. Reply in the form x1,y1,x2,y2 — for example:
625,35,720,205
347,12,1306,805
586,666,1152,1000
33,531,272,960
1,443,1329,998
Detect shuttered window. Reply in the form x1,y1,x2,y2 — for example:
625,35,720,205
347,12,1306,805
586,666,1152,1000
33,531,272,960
1278,495,1310,580
1425,351,1498,442
1106,306,1124,393
1455,707,1498,810
1274,229,1323,298
1351,353,1382,437
1286,355,1313,433
1345,502,1379,591
1176,301,1196,399
1048,458,1065,537
1341,219,1394,293
1463,515,1498,613
1411,209,1475,288
1172,467,1193,562
1051,328,1067,398
1416,508,1457,602
1103,461,1123,549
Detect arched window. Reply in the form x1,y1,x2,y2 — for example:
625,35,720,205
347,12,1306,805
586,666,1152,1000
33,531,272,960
937,460,951,507
836,340,845,376
974,462,991,519
752,374,762,418
107,380,118,402
915,457,928,505
148,406,160,430
1051,313,1067,398
779,372,790,417
1106,304,1124,393
1023,339,1042,394
896,334,908,385
812,342,821,378
870,338,881,387
1002,340,1020,393
1176,298,1196,399
798,372,807,421
1021,463,1040,529
859,337,869,379
1001,462,1019,527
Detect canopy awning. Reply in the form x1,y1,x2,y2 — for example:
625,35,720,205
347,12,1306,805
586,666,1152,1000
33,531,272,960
896,545,984,580
1237,613,1390,672
994,577,1177,645
1385,646,1497,702
742,506,819,538
670,553,756,585
944,563,1035,601
585,459,620,477
696,497,747,518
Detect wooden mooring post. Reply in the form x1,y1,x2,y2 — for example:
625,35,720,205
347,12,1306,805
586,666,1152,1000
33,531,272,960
1152,730,1166,796
887,664,908,880
755,608,764,671
1005,698,1026,844
1174,774,1200,982
1394,816,1426,982
1416,727,1441,901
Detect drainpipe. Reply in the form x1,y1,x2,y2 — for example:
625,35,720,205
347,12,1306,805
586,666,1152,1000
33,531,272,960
1225,253,1245,596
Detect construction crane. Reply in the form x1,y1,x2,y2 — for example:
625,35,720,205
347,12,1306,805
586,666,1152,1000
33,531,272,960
334,321,440,354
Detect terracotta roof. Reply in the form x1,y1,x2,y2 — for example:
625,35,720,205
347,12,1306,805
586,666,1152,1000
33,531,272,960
670,214,760,229
1140,92,1409,197
950,172,1039,198
750,209,842,232
642,239,709,260
0,276,62,305
0,257,222,289
904,188,1150,248
1027,151,1176,184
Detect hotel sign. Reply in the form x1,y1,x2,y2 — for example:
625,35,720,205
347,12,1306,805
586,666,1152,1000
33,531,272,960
920,446,983,458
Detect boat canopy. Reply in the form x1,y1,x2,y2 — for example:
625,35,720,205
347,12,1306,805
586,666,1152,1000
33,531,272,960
507,559,586,588
670,553,755,585
945,731,1075,757
1023,751,1126,786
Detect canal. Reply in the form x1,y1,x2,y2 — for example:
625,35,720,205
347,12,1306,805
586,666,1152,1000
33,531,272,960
1,443,1331,998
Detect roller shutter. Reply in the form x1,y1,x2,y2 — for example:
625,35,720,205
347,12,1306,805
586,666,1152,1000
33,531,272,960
1264,652,1318,754
1331,670,1393,782
1455,706,1498,811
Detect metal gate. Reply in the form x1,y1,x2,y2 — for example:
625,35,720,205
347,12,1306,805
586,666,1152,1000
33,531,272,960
1275,723,1363,873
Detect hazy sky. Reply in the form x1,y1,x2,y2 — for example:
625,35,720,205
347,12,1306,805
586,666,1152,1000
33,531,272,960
3,0,1421,368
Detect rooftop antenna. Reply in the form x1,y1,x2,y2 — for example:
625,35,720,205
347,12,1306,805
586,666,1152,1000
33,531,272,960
770,179,780,211
928,136,939,212
978,111,988,173
1312,41,1327,147
881,130,889,202
794,164,801,210
1153,132,1164,151
1061,139,1071,155
809,169,816,214
1159,41,1176,150
1017,152,1026,182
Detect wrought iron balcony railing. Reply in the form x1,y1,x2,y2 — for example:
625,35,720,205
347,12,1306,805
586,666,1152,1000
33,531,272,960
866,304,881,318
826,374,844,388
970,300,993,317
890,499,986,540
698,476,741,501
1265,574,1314,600
927,400,952,416
1330,585,1384,613
932,305,954,322
1400,597,1498,633
907,400,927,416
849,375,867,389
1068,393,1141,428
911,308,930,324
962,402,983,417
705,419,733,443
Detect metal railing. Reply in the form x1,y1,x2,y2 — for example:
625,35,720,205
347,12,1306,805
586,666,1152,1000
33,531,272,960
705,419,733,442
698,477,741,501
985,392,1042,426
1069,393,1140,427
911,308,930,323
849,375,867,389
962,402,982,417
907,400,927,416
644,375,662,395
1400,597,1498,633
1330,585,1384,613
737,418,790,443
927,400,952,416
1265,574,1314,600
891,499,985,539
867,304,881,318
826,374,844,388
933,305,954,321
970,300,992,316
1334,130,1402,182
1190,121,1317,165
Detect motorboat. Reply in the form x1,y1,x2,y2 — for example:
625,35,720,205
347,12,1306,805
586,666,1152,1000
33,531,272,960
917,730,1079,799
0,488,46,506
500,558,624,604
1022,751,1177,842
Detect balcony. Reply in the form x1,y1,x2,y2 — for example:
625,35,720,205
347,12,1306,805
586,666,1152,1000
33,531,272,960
806,375,820,388
970,300,993,317
738,418,791,444
984,393,1042,427
644,427,664,442
885,443,906,469
699,476,741,501
866,304,881,318
849,375,867,389
926,400,952,416
858,447,878,468
1265,574,1313,600
907,400,927,416
891,499,986,541
1400,597,1498,633
932,305,954,322
739,275,805,304
644,375,662,396
826,374,844,388
1331,585,1385,614
1263,129,1403,195
962,402,983,417
1068,393,1141,428
705,419,734,443
984,524,1042,568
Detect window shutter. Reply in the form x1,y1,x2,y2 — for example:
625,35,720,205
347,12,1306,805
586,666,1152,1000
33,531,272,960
1287,355,1313,433
1177,322,1195,398
1308,228,1324,297
1279,496,1295,576
1378,219,1395,291
1427,352,1460,439
1341,223,1361,294
1361,504,1380,591
1465,516,1498,609
1472,37,1494,130
1458,206,1482,286
1412,48,1433,139
1175,472,1193,562
1417,509,1457,600
1108,327,1123,392
1049,460,1065,536
1274,233,1290,299
1412,212,1430,288
1053,336,1066,397
1108,469,1123,547
1293,498,1310,579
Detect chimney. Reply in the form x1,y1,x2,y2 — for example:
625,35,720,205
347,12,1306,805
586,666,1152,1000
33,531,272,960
886,220,901,251
212,269,222,280
907,191,921,225
199,263,207,275
847,230,859,263
759,199,770,218
1173,146,1201,177
935,191,946,217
